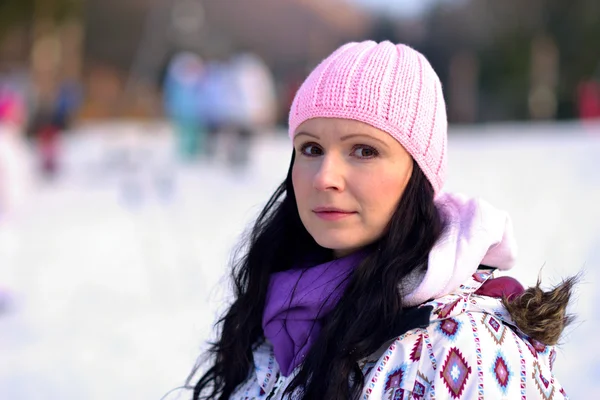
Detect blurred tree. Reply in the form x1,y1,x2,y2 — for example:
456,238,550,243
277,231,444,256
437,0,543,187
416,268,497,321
0,0,81,40
541,0,600,118
416,0,600,121
0,0,83,133
369,17,399,43
0,2,35,40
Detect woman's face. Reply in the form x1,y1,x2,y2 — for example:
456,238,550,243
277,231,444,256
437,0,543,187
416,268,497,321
292,118,413,258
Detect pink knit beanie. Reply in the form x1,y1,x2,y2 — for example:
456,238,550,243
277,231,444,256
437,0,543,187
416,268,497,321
288,41,447,194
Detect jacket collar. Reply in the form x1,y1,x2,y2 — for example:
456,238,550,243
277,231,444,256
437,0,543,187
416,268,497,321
253,268,525,390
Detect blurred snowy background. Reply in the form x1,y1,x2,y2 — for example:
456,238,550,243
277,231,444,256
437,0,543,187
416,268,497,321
1,121,598,399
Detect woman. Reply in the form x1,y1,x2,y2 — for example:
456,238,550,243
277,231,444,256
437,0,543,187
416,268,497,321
189,41,573,399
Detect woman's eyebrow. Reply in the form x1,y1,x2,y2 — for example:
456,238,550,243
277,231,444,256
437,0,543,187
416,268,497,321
340,133,389,148
294,132,320,140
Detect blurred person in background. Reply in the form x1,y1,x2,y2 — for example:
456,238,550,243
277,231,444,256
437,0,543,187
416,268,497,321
187,41,574,400
577,71,600,122
0,79,25,314
31,100,62,179
200,56,238,162
53,78,83,131
226,52,277,168
0,84,25,128
163,52,207,161
36,111,61,178
29,77,79,179
0,79,32,219
200,52,277,169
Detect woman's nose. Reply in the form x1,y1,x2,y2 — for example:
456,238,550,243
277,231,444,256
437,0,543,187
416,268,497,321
312,154,345,192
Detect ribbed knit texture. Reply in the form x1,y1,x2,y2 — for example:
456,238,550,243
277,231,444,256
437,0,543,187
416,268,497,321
289,41,448,194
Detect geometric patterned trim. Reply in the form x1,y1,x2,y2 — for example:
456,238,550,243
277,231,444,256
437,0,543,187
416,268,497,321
363,341,397,397
549,348,557,372
384,363,407,395
412,371,433,400
361,360,378,377
440,347,472,399
423,330,437,371
460,270,494,292
524,338,539,360
490,350,513,395
467,312,484,400
255,349,277,396
473,271,492,283
512,330,528,400
481,314,507,346
436,298,461,319
422,330,437,399
410,335,423,362
436,317,462,342
529,337,550,356
532,361,555,400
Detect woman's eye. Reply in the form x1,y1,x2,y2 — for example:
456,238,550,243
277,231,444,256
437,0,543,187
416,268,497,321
300,143,323,156
352,145,378,159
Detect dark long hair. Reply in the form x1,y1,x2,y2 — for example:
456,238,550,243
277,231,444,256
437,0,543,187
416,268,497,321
188,154,444,400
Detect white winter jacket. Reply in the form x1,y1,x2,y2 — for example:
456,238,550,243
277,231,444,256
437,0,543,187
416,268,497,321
230,268,567,399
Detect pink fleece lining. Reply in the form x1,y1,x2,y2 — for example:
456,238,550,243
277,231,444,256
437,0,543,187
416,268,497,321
403,192,518,306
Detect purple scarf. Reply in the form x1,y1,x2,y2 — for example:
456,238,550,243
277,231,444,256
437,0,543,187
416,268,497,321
262,251,366,376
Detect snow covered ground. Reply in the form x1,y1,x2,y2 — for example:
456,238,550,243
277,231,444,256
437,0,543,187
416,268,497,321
0,121,598,399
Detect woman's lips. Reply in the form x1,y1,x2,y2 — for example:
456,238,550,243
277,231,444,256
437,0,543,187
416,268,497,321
312,207,357,221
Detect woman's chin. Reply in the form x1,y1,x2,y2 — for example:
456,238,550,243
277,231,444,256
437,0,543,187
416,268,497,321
313,237,366,257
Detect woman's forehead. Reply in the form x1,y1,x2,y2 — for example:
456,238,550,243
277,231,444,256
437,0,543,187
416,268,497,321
294,118,388,140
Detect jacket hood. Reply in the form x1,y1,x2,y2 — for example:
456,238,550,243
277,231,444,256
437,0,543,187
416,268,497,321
403,192,518,307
